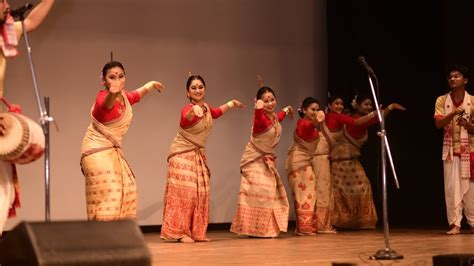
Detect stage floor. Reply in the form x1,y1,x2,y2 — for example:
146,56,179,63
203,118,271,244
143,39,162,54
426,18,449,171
145,228,474,265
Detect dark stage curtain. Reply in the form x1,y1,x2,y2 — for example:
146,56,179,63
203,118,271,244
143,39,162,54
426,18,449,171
327,0,474,228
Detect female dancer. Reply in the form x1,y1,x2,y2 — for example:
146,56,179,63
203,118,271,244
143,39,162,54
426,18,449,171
231,86,293,238
81,61,164,221
285,97,326,235
331,95,405,229
161,75,244,243
316,95,377,232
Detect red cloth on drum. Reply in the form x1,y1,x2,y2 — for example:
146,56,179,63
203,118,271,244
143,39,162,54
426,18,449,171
92,90,140,123
7,104,22,114
0,97,22,114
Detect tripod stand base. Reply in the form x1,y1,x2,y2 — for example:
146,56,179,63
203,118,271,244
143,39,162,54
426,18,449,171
370,248,404,260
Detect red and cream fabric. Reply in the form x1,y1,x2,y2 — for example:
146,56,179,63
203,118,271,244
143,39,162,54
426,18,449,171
324,112,356,132
320,112,375,231
312,132,333,232
161,103,216,242
0,19,23,235
179,103,222,128
81,91,137,221
330,125,377,229
285,118,320,234
92,90,140,123
0,16,19,58
253,109,285,134
231,109,289,237
434,92,474,227
441,93,471,179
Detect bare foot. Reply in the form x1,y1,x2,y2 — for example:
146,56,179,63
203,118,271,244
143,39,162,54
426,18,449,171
318,227,338,234
195,238,211,242
179,236,195,243
295,231,316,236
446,225,460,235
295,230,317,236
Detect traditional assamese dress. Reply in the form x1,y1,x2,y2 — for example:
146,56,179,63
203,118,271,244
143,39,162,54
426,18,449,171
315,112,359,231
231,108,289,237
285,118,320,234
312,122,334,232
434,92,474,228
329,113,378,229
81,90,140,221
161,103,223,241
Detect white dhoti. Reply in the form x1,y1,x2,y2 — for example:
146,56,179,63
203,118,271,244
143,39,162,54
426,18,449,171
0,160,15,235
443,156,474,227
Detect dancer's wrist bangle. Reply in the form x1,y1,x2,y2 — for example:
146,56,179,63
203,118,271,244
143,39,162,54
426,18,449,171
226,101,235,109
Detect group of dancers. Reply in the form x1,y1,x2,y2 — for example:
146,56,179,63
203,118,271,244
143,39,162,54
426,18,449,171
0,0,403,240
78,59,406,243
1,0,473,244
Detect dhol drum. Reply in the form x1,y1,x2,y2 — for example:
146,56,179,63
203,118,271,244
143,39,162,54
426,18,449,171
0,112,45,164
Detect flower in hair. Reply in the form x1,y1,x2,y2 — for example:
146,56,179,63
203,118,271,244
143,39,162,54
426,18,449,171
351,95,358,109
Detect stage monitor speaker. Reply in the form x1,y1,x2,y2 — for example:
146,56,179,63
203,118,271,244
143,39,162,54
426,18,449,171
433,254,474,266
0,220,151,266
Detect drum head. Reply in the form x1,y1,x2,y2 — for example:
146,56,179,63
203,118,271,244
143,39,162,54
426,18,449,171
0,112,29,159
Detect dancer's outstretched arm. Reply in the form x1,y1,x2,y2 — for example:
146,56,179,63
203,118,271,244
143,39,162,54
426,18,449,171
23,0,55,32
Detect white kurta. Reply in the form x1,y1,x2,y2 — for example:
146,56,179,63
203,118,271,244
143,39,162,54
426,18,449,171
0,161,14,235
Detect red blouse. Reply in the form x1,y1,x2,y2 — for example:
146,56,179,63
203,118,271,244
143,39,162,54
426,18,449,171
253,109,286,134
180,103,223,128
345,114,379,139
325,112,356,131
296,118,319,142
92,90,140,123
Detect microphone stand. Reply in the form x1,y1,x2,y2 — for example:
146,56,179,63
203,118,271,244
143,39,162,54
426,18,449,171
17,12,54,222
366,74,403,260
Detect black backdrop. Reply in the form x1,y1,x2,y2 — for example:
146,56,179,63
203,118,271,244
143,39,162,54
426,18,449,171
327,0,474,228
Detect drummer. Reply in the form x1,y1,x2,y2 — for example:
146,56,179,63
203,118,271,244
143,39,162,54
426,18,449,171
0,0,55,236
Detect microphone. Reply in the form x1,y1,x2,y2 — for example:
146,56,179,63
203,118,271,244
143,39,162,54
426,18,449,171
357,56,375,76
10,3,34,18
